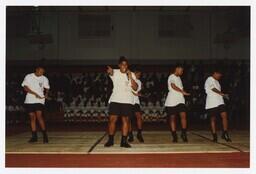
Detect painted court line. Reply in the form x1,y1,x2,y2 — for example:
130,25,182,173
88,132,107,153
191,131,244,152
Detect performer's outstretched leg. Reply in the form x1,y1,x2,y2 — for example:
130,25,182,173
104,115,118,147
180,111,188,142
36,110,48,143
128,118,134,142
135,111,144,142
210,115,218,142
220,111,232,142
28,112,37,143
169,115,178,142
120,116,131,148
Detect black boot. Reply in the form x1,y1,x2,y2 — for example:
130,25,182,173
171,131,178,143
137,129,144,143
221,131,232,142
181,129,188,142
128,131,134,142
212,133,218,143
42,130,49,143
28,131,38,143
120,136,131,148
104,135,114,147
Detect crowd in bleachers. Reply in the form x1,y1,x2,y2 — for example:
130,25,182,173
6,60,250,127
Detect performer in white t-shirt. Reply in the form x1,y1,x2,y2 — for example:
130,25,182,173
104,56,138,148
127,69,144,143
164,65,190,143
205,69,231,142
21,66,50,143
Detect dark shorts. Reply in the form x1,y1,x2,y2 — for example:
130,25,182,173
133,104,141,113
109,102,134,117
24,103,44,113
166,104,187,116
206,104,227,116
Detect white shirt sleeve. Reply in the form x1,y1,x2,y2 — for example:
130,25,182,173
131,73,136,81
169,75,176,85
135,80,142,93
109,69,117,80
21,75,30,87
43,77,50,89
131,72,138,84
168,75,177,90
205,78,216,91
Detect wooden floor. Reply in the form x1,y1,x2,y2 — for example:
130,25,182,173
5,131,250,167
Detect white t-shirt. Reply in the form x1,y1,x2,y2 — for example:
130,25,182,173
204,76,224,109
21,73,50,104
164,74,185,107
133,79,142,105
108,69,137,105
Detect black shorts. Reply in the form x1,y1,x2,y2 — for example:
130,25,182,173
109,102,134,117
24,103,44,113
133,104,141,113
206,104,227,116
166,104,187,116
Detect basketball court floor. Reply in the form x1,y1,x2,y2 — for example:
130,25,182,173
5,130,249,167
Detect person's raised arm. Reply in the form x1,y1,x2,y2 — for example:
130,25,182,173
107,66,114,76
127,70,138,91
